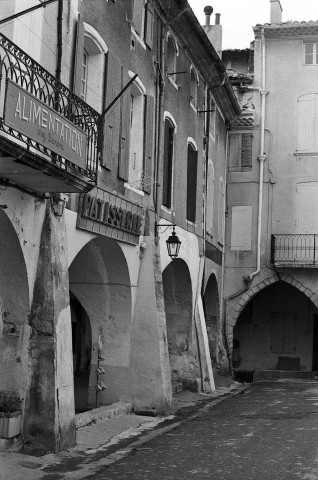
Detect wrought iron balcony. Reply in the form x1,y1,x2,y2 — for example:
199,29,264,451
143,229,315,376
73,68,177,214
0,33,101,193
271,234,318,267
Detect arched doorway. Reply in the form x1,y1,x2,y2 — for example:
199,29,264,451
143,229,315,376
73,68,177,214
69,236,132,409
162,259,200,384
233,281,318,372
203,274,222,366
70,293,92,413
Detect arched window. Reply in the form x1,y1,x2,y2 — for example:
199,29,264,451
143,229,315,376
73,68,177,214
82,23,108,113
190,67,199,109
162,114,176,209
206,160,215,238
187,140,198,223
129,78,146,186
218,178,225,245
166,34,178,83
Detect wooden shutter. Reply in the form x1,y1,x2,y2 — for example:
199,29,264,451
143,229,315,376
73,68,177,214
230,205,253,251
241,133,253,168
72,16,85,96
118,68,131,181
186,145,198,223
133,0,144,35
298,94,318,152
228,135,240,170
102,52,121,170
143,95,154,194
162,120,173,208
144,2,154,48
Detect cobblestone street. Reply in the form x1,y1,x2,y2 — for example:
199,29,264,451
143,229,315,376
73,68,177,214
57,381,318,480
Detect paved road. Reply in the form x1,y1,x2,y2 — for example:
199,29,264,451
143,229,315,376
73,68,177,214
81,381,318,480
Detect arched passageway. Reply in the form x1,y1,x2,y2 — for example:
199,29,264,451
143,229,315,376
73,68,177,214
70,293,92,413
203,274,220,365
69,236,132,408
162,259,200,383
0,209,29,393
233,281,318,372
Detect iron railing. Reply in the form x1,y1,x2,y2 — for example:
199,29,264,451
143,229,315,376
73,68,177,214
0,32,100,182
271,234,318,265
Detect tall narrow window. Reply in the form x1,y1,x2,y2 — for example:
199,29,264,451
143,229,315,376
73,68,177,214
80,49,88,101
190,68,198,109
129,82,145,186
162,118,174,209
298,94,318,153
206,160,215,239
228,133,253,171
209,94,216,138
218,179,225,246
186,142,198,223
166,35,178,83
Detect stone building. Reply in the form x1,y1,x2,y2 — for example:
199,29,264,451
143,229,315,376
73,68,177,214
223,0,318,378
0,0,239,452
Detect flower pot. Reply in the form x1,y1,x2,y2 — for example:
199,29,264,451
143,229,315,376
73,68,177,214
0,411,21,439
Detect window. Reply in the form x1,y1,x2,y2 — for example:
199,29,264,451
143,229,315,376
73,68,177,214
132,0,154,48
129,81,145,187
217,179,225,246
190,67,199,109
162,117,175,209
297,94,318,153
13,0,43,62
186,141,198,223
230,206,252,251
304,42,318,65
228,133,253,171
80,50,88,101
166,34,178,84
206,160,215,240
209,95,216,139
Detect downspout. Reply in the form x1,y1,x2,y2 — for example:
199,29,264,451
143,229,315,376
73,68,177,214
55,0,63,82
245,27,268,284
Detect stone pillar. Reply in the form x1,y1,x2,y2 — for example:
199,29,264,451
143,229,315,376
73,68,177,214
24,200,75,452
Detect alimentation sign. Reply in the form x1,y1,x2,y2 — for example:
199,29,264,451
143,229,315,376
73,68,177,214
77,188,145,244
4,80,87,168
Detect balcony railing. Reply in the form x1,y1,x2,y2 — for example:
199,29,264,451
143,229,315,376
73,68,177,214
0,32,100,186
271,234,318,266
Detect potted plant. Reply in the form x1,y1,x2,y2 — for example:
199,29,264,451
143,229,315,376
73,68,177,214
0,391,22,439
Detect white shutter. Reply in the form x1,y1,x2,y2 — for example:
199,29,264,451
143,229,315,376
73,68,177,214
230,205,253,251
298,94,318,152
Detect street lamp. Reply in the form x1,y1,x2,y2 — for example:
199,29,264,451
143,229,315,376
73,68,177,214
155,222,182,260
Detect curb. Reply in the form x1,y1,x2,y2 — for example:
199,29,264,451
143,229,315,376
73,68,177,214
75,401,134,429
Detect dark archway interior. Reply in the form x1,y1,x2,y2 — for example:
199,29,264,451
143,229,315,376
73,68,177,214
203,274,220,365
233,281,318,371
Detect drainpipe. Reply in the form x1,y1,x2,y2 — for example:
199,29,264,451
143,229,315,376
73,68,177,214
245,28,268,284
55,0,63,82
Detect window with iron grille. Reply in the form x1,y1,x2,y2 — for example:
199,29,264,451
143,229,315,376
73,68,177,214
162,119,174,209
186,143,198,223
228,133,253,171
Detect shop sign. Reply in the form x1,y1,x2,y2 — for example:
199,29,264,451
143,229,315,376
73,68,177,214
77,189,145,243
4,80,87,169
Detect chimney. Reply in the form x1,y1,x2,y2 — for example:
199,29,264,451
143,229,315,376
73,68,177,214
202,7,223,59
270,0,283,23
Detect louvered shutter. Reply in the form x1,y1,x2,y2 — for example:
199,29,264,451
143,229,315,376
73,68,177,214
118,68,131,181
241,133,253,168
102,52,121,169
143,95,154,194
298,94,318,152
144,2,154,48
230,205,252,250
72,16,85,96
186,145,198,223
228,135,240,169
162,120,173,208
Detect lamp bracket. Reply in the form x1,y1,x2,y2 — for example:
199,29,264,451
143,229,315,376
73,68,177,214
155,222,176,236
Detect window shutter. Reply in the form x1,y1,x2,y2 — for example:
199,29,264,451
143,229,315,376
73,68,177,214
102,52,121,170
72,16,85,96
298,94,318,152
230,205,252,250
144,2,154,48
241,133,253,168
118,68,131,181
162,120,173,208
133,0,144,35
228,135,241,169
143,95,154,194
186,145,198,223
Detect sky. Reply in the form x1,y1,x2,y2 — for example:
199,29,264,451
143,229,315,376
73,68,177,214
188,0,318,49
